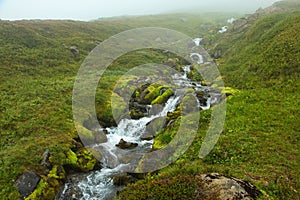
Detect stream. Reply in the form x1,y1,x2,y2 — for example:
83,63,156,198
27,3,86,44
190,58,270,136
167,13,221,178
57,38,220,200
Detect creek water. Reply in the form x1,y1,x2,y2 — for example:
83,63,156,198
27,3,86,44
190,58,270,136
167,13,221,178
57,38,217,200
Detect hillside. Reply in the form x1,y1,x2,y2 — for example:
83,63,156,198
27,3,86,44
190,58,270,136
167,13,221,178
0,1,299,199
118,2,300,200
0,13,235,199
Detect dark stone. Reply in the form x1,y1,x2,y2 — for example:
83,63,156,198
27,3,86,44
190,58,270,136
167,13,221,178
14,171,40,199
140,133,154,141
93,162,103,170
115,139,138,150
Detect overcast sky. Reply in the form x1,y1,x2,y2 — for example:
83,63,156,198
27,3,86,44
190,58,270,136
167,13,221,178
0,0,279,21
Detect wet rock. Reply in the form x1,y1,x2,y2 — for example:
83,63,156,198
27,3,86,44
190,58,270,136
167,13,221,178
148,104,163,116
196,173,261,200
14,171,40,199
116,139,138,150
40,149,52,169
145,117,166,137
113,173,137,186
140,133,154,141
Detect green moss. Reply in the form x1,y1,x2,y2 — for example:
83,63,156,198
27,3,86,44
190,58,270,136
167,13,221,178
76,148,97,172
118,174,219,200
48,165,66,180
65,149,78,165
151,89,174,105
220,87,239,96
25,179,48,200
144,84,166,104
153,118,181,149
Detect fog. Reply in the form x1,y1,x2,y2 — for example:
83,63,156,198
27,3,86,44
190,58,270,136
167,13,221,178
0,0,279,21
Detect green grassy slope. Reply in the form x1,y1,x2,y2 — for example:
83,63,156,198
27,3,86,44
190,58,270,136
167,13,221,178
118,2,300,200
0,13,235,199
216,11,300,88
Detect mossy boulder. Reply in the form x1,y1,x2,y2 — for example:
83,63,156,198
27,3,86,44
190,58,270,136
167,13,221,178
64,149,98,172
76,148,98,172
26,148,99,199
140,83,167,104
129,83,174,119
151,89,174,105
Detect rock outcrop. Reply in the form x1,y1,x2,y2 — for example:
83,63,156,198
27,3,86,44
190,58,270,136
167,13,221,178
196,173,261,200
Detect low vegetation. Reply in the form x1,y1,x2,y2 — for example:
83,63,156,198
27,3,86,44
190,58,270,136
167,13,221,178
0,1,299,199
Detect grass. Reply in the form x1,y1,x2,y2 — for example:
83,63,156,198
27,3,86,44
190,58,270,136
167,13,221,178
118,3,300,199
0,2,299,199
0,13,236,198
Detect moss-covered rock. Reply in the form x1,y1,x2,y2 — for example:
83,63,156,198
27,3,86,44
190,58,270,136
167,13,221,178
151,89,174,105
140,83,167,104
76,148,98,172
25,165,66,200
27,148,99,199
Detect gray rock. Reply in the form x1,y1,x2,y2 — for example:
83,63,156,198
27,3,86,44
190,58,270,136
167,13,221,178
14,171,40,199
197,173,261,200
69,46,79,57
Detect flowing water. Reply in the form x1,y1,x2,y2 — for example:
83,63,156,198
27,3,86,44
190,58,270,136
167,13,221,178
58,38,219,200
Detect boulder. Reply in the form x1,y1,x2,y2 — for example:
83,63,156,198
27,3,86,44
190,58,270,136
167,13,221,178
196,173,261,200
14,171,40,199
116,139,138,150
